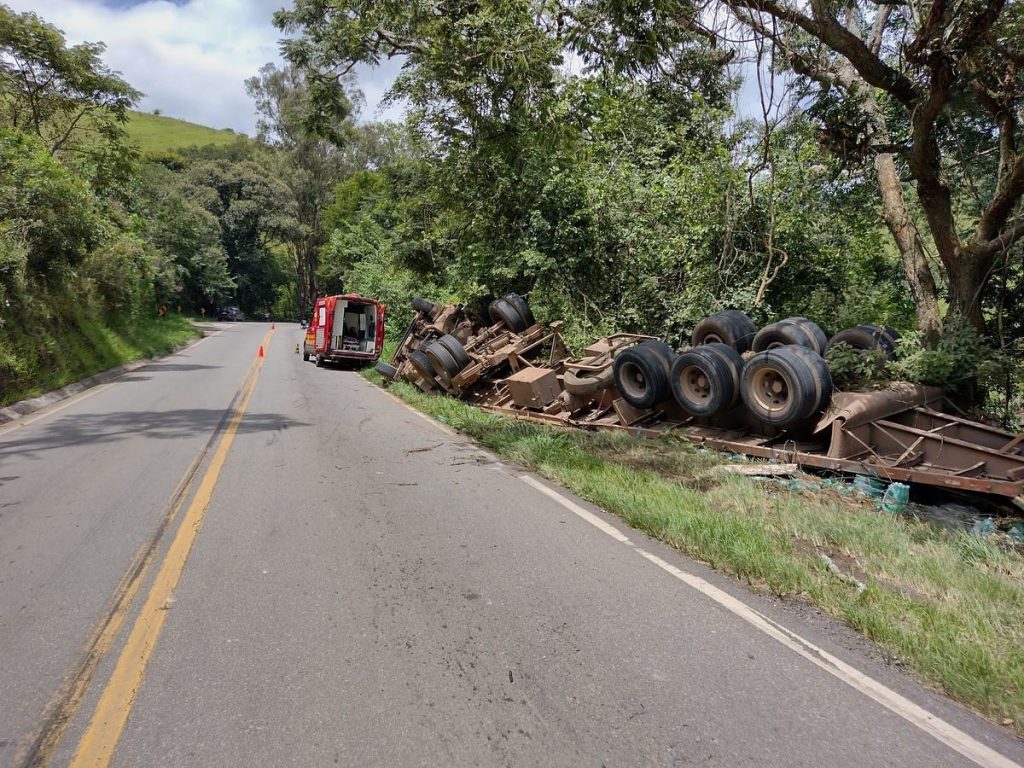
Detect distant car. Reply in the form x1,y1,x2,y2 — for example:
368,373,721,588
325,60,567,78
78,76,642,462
217,306,243,321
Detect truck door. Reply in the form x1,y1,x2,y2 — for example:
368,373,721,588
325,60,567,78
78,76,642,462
315,301,327,352
375,303,386,355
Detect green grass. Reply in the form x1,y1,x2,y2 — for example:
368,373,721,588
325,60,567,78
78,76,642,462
0,311,201,407
125,111,245,152
363,371,1024,735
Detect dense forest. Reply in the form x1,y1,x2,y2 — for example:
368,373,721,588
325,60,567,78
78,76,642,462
1,2,1021,420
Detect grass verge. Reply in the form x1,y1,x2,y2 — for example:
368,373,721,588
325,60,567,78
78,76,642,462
364,370,1024,735
1,312,201,407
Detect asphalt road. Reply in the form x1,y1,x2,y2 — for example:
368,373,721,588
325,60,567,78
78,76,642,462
1,322,1021,767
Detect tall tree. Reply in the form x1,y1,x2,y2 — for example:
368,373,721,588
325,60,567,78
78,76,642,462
0,5,139,158
712,0,1024,336
245,63,355,312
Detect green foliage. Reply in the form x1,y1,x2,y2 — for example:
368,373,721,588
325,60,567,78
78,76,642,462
889,321,997,392
825,342,888,391
0,4,140,195
0,127,100,275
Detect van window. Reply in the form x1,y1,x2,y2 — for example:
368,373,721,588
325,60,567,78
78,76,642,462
318,306,326,326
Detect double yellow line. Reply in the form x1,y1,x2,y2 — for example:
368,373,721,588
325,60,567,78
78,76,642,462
56,328,273,767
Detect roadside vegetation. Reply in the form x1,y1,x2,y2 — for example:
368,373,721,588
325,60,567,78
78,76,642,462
0,311,198,408
365,371,1024,735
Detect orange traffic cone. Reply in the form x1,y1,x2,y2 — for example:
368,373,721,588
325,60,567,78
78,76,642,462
258,345,265,358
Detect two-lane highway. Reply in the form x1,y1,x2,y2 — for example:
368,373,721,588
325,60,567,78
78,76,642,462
1,323,1021,766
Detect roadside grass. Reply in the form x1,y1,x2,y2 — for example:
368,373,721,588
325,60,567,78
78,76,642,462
0,312,201,407
363,371,1024,734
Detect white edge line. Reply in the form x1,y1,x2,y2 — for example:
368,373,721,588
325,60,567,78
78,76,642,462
517,473,1020,768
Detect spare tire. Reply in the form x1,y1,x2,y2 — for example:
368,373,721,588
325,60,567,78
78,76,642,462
741,345,831,427
437,334,472,368
613,344,670,409
564,366,614,396
375,361,399,379
411,297,434,315
692,310,757,353
407,349,436,381
826,325,896,358
752,318,827,354
503,294,536,327
489,299,528,333
670,343,743,416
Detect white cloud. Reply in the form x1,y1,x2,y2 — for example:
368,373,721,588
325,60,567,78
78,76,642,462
7,0,404,134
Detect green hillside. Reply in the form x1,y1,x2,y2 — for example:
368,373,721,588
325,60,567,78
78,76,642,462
125,111,247,152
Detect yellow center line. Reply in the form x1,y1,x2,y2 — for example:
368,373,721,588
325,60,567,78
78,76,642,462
69,329,274,767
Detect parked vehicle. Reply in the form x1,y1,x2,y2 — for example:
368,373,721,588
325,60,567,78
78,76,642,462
216,305,243,321
303,293,386,366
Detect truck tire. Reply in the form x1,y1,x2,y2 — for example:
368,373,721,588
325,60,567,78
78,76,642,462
752,317,826,354
670,343,743,416
692,311,757,353
303,350,310,362
375,361,399,379
489,299,528,333
424,341,462,383
503,293,536,327
741,346,830,427
407,349,436,381
315,354,325,368
411,297,434,315
563,366,614,396
613,344,670,409
826,325,896,358
436,334,471,368
638,340,676,379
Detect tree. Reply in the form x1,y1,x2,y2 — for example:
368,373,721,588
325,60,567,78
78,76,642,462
245,62,356,313
708,0,1024,337
184,159,299,315
0,5,140,157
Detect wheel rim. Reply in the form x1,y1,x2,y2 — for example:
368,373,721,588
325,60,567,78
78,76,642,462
766,340,785,349
680,364,711,403
703,332,724,344
619,362,648,400
750,367,790,412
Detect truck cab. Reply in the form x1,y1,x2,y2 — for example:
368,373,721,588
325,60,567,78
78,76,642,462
303,294,386,366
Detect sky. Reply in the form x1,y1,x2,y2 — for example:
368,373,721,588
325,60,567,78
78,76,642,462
9,0,405,134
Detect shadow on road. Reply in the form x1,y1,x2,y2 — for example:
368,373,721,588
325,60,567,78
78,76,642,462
0,408,310,459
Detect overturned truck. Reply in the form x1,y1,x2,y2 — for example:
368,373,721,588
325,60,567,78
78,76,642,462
376,296,1024,510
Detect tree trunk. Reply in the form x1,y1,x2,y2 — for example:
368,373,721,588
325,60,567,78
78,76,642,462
874,151,943,339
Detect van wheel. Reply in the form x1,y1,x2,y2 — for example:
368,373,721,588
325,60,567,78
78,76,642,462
741,346,831,426
613,344,669,409
670,343,743,416
315,355,324,368
303,351,310,362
